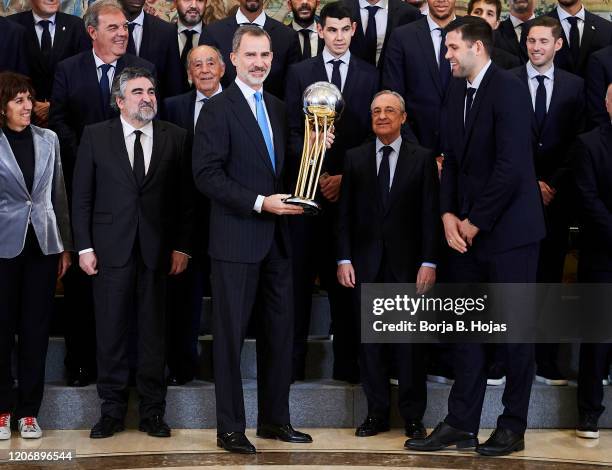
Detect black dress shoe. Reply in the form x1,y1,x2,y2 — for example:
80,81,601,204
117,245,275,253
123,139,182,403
405,420,427,439
256,423,313,443
90,416,124,439
67,367,91,387
217,432,256,454
476,428,524,456
355,416,390,437
166,375,192,386
405,422,478,451
139,415,171,437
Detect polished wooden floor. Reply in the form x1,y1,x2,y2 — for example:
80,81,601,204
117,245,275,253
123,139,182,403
1,429,611,469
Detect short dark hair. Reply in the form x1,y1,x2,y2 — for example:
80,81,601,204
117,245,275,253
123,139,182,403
319,2,353,27
467,0,502,21
0,72,35,127
526,16,562,41
232,24,272,53
445,16,493,57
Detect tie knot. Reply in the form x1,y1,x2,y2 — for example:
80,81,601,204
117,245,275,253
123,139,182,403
254,91,263,103
39,20,51,30
330,59,343,67
381,145,393,158
134,130,143,139
567,16,579,26
466,87,476,97
128,22,136,33
437,27,446,38
365,5,379,15
535,75,546,85
300,29,310,36
99,63,113,74
183,29,197,38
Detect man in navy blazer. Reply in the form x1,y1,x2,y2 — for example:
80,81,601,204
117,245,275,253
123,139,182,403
284,1,379,383
287,0,324,60
198,0,301,99
406,17,545,457
382,0,456,154
547,0,612,78
0,17,29,75
586,45,612,126
493,0,534,64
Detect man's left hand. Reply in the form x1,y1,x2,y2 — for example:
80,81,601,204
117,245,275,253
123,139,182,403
320,174,342,202
459,219,479,246
169,251,189,275
416,266,436,294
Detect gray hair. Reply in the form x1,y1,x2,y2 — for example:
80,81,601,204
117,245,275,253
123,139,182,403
371,90,406,113
110,67,156,110
231,25,272,53
187,44,225,68
84,0,125,30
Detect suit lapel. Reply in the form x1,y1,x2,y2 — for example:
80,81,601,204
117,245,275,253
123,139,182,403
84,52,108,120
30,127,52,195
517,66,540,138
343,57,358,98
578,12,596,71
139,13,151,58
386,141,417,215
0,132,29,194
314,55,330,83
51,13,68,64
143,121,164,186
463,65,495,147
416,20,443,96
265,93,284,176
365,141,383,214
109,119,138,187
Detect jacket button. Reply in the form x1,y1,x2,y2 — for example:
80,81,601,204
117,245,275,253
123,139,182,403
538,143,543,147
25,201,32,206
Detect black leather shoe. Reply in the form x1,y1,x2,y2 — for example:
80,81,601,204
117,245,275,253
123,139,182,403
257,423,313,443
217,432,256,454
139,415,171,437
476,428,524,456
166,375,192,386
67,367,91,387
90,416,124,439
405,420,427,439
405,422,478,451
355,416,390,437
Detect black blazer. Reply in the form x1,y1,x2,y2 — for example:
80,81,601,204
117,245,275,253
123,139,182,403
343,0,421,68
8,11,90,100
440,63,545,253
586,45,612,126
547,8,612,78
287,21,324,61
198,15,301,99
492,46,522,70
284,54,379,185
494,17,529,64
0,17,29,75
72,118,193,270
163,89,197,131
49,50,155,189
192,82,290,263
336,139,440,283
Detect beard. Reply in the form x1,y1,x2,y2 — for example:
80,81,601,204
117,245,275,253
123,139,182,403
179,8,203,26
131,103,157,123
243,0,261,13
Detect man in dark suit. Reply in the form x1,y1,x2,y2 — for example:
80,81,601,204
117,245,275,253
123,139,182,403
547,0,612,78
192,26,315,454
383,0,455,154
162,44,224,386
342,0,421,68
285,1,379,382
494,0,534,64
513,16,585,387
72,67,193,439
174,0,206,71
288,0,324,60
337,90,439,438
586,45,612,126
406,17,545,456
49,0,155,388
198,0,301,99
573,82,612,440
118,0,185,97
0,17,29,75
8,0,90,126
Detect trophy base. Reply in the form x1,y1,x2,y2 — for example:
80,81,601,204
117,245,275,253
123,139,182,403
284,196,321,215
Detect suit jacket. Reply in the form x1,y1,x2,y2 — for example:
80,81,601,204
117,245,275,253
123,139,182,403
285,54,379,187
0,126,72,258
72,118,193,270
440,63,545,253
336,139,440,283
287,21,324,61
494,18,529,64
343,0,421,68
49,50,156,190
8,11,90,100
492,46,522,70
547,8,612,77
573,122,612,271
0,17,29,75
586,45,612,126
198,15,301,99
192,82,290,263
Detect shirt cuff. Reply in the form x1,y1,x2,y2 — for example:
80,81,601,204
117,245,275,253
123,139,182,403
79,248,94,255
421,262,436,269
337,260,351,265
173,250,191,259
253,195,265,213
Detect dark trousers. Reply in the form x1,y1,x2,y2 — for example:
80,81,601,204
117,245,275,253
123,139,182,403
0,227,59,418
444,242,538,435
92,246,167,420
211,229,293,433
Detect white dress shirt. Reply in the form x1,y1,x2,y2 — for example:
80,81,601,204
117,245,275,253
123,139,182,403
292,20,319,58
526,61,554,112
359,0,388,65
426,14,456,66
509,13,536,41
557,5,586,47
322,47,351,91
93,50,117,91
177,20,203,56
128,9,145,56
465,59,492,122
194,85,222,130
236,9,266,27
32,11,56,47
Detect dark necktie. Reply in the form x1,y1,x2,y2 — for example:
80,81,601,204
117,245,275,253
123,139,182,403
378,145,392,209
99,63,112,115
300,29,312,60
437,28,451,90
133,130,145,187
330,59,343,91
567,17,580,66
127,22,137,55
364,5,379,65
534,75,547,132
39,20,52,54
464,87,476,125
181,29,197,69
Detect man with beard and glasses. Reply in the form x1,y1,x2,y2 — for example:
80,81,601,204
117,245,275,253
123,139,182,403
72,67,194,439
288,0,324,60
198,0,301,99
494,0,535,64
546,0,612,78
175,0,207,70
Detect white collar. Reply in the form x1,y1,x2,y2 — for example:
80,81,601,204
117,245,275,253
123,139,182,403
236,9,266,27
509,13,535,28
92,49,118,68
129,9,145,26
427,14,456,32
526,61,554,81
120,115,153,139
358,0,388,10
178,21,203,34
292,21,317,33
467,59,492,89
322,47,351,64
196,84,223,101
375,135,402,154
235,76,262,99
557,5,585,22
32,11,56,25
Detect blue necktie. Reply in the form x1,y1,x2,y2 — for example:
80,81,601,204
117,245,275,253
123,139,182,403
99,63,112,116
534,75,547,132
254,92,275,171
